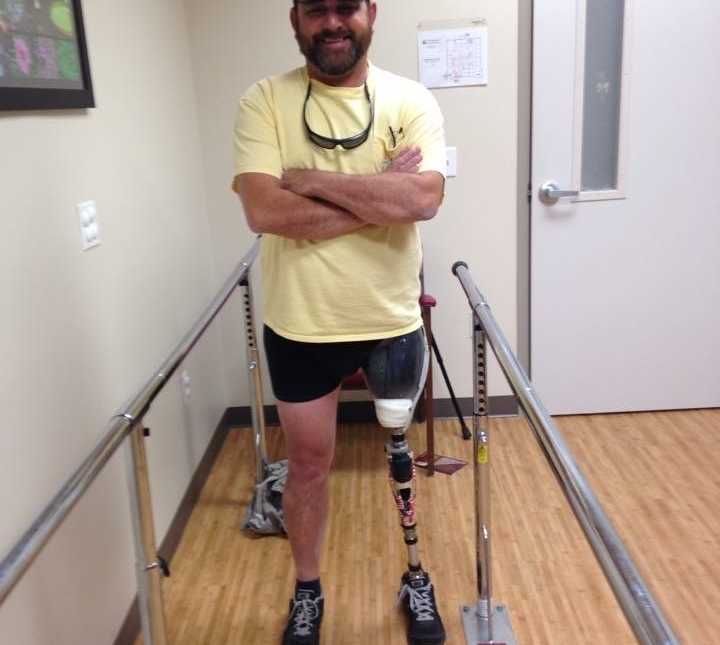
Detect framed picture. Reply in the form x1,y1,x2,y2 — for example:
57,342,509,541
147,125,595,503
0,0,94,110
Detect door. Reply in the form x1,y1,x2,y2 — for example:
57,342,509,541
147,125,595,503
532,0,720,414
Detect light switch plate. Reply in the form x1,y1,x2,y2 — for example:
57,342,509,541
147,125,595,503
446,147,458,177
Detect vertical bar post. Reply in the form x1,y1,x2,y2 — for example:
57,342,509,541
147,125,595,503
421,305,435,475
461,316,517,644
473,317,493,640
240,272,268,485
125,421,168,645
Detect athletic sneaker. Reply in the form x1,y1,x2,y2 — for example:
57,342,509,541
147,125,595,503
398,571,446,645
282,590,324,645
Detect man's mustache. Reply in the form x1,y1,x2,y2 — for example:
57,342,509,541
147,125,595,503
314,29,355,42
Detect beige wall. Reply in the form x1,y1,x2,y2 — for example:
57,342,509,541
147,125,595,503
0,1,229,642
186,0,521,405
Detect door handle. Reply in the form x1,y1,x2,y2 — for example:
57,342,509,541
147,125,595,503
539,181,580,205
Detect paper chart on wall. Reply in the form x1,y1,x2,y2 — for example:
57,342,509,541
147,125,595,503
417,20,488,89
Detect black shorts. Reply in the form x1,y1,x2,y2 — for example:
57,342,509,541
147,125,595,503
263,325,385,403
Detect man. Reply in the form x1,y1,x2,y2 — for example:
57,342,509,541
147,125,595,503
232,2,447,644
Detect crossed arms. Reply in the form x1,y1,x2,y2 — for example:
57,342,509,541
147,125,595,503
232,147,444,241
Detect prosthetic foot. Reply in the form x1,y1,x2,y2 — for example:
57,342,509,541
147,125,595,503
399,570,446,645
364,328,446,645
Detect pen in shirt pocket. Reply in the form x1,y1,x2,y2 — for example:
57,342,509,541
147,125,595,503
388,126,405,148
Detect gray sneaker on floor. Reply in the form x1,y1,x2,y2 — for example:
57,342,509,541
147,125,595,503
398,571,446,645
282,590,324,645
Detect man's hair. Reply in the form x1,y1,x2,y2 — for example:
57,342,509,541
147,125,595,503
293,0,370,5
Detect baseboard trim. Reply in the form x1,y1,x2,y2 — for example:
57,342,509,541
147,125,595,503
224,395,518,427
113,411,232,645
113,395,516,643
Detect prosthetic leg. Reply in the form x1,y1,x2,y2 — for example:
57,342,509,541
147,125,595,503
364,328,446,645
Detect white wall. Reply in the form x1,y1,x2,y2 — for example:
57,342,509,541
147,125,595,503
185,0,520,405
0,1,230,642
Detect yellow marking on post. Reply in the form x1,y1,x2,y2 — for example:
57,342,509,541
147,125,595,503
477,445,489,464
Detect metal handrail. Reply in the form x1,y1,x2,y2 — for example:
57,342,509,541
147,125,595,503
0,238,261,610
452,261,679,645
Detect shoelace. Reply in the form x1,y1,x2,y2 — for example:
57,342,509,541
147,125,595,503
291,596,322,636
398,581,436,622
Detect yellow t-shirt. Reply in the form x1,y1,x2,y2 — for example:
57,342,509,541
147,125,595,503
233,64,446,342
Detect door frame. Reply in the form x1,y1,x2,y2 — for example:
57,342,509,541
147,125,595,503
517,0,534,378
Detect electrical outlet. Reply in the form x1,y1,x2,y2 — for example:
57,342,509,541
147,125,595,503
78,200,100,251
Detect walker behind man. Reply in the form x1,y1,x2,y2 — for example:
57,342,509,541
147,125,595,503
232,2,447,643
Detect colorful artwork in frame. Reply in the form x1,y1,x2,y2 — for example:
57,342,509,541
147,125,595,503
0,0,94,110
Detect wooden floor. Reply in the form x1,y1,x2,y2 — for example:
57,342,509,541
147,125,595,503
139,410,720,644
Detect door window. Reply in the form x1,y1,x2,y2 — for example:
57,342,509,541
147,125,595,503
573,0,630,200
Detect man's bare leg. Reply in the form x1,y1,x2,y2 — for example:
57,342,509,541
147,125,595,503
278,386,340,581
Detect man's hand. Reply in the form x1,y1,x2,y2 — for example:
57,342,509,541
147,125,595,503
281,146,423,195
385,146,423,174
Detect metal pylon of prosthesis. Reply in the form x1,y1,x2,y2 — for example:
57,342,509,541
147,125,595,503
380,329,430,572
387,429,421,569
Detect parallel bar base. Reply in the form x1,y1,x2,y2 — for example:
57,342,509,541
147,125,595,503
461,603,518,645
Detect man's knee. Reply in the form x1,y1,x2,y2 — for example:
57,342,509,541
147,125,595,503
287,450,333,486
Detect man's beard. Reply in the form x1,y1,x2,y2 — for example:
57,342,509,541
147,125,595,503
296,27,372,77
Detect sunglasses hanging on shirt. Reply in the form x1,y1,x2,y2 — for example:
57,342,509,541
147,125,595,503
303,81,374,150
